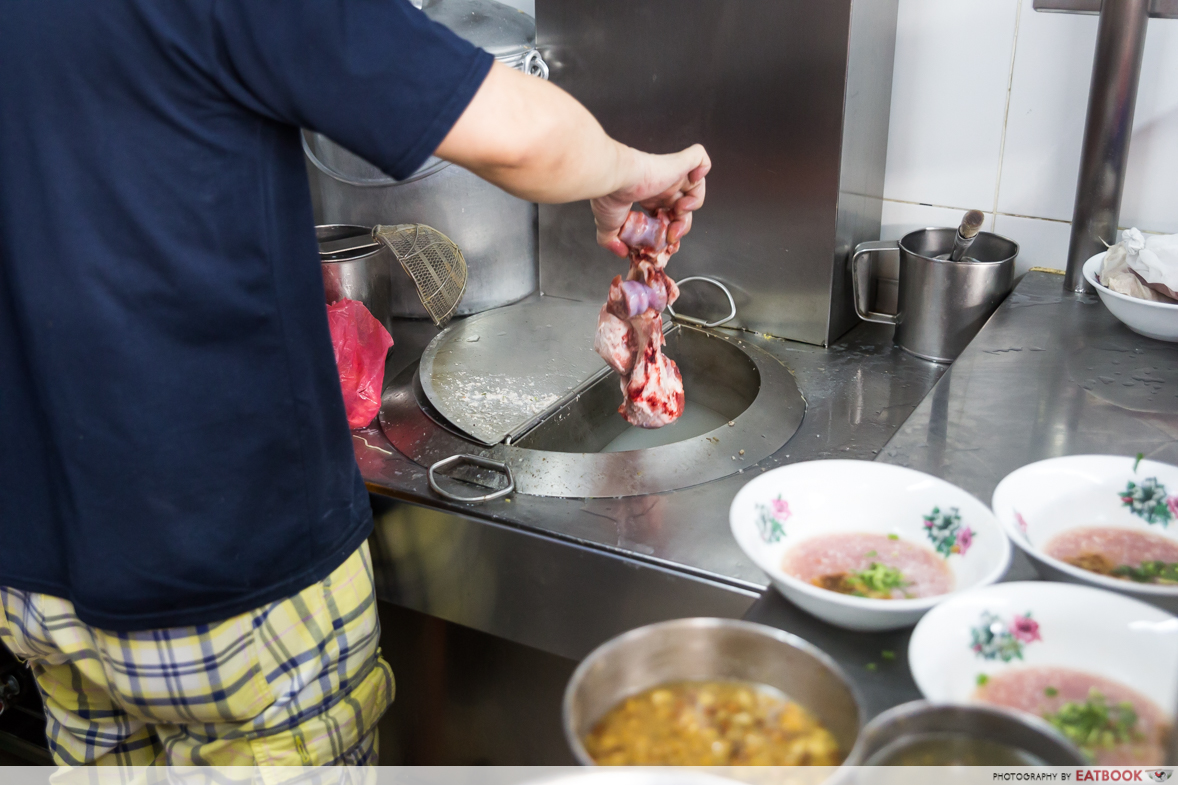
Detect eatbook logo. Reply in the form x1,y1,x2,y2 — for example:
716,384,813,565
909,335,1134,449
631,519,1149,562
1148,771,1173,783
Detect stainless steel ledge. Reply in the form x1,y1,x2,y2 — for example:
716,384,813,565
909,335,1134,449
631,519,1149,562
368,499,758,661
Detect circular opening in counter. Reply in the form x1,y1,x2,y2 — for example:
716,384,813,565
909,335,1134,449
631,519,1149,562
380,325,805,498
513,327,759,453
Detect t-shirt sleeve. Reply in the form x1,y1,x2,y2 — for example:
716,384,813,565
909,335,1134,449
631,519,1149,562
211,0,494,180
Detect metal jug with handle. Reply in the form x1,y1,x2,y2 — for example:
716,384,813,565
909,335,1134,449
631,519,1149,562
852,228,1019,363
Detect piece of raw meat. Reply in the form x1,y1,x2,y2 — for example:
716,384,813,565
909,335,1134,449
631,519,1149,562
593,210,685,428
593,303,633,375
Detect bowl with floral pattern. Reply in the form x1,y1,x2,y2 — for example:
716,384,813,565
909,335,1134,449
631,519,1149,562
730,460,1011,631
992,455,1178,612
909,581,1178,765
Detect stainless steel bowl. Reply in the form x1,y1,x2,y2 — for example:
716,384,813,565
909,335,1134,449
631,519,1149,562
562,618,864,765
844,700,1087,766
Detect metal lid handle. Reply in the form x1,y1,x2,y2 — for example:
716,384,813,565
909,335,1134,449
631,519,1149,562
428,454,515,504
522,49,550,80
666,276,738,328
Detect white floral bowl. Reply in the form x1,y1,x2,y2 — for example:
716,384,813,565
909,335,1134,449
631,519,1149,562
1084,252,1178,342
992,454,1178,612
909,581,1178,721
730,460,1012,631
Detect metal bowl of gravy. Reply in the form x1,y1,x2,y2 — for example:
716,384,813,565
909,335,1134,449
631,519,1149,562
844,701,1087,767
562,617,864,766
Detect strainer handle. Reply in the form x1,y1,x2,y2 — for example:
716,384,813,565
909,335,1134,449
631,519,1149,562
428,454,515,504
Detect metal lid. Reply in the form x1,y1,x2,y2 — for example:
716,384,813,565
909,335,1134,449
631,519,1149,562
418,298,608,446
420,0,535,58
316,224,381,262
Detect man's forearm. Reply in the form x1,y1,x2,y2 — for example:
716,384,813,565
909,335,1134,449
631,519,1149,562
434,62,640,204
435,60,709,254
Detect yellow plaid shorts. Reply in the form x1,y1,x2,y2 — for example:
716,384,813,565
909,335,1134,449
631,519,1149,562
0,542,394,768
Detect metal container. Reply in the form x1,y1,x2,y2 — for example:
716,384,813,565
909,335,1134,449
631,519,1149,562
844,701,1087,767
317,224,394,330
304,0,545,319
524,775,734,785
852,229,1018,363
561,618,863,765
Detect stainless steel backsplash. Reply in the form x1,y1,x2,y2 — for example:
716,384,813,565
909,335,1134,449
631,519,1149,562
536,0,899,346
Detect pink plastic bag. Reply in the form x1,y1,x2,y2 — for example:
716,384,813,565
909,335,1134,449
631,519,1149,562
326,299,394,429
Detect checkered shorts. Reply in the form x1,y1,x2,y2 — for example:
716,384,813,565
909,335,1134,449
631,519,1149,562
0,542,394,768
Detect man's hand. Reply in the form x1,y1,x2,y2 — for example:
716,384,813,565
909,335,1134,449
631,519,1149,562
590,145,710,257
434,63,710,255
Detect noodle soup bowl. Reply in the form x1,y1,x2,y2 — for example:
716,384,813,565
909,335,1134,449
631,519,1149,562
730,461,1011,631
908,581,1178,758
992,455,1178,612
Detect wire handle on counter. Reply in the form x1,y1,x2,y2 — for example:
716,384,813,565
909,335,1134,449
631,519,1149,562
428,454,515,504
666,277,738,328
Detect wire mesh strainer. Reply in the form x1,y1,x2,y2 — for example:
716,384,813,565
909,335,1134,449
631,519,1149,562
373,224,467,327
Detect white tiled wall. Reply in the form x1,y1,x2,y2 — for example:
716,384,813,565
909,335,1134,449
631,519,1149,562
882,0,1178,275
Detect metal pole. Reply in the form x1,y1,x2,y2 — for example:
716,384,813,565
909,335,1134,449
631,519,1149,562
1063,0,1149,292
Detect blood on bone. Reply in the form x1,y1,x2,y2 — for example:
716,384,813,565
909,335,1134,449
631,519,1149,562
593,210,685,428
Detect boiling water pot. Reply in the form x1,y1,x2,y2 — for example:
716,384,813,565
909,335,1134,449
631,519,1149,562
304,0,545,319
852,228,1019,363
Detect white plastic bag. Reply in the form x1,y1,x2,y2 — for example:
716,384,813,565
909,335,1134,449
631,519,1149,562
1099,228,1178,302
1126,228,1178,300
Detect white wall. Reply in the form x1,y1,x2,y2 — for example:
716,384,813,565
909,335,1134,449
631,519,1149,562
881,0,1178,275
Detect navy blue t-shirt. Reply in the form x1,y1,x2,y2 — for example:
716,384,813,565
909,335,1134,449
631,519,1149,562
0,0,492,630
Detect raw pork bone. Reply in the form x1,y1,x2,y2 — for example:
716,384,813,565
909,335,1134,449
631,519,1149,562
592,271,678,374
621,310,684,428
593,210,685,428
593,299,633,375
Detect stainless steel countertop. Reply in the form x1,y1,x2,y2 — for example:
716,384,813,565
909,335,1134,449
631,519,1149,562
360,270,1177,721
364,269,1178,594
876,270,1178,499
358,308,947,594
365,268,1178,594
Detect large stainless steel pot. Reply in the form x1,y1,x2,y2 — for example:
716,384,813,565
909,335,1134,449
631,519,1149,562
562,618,863,765
304,0,546,319
844,701,1087,768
